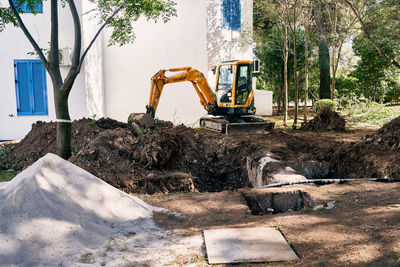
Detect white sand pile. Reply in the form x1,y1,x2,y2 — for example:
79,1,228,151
0,153,179,266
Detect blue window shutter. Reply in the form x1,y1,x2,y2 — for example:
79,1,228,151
221,0,231,29
231,0,241,30
15,61,31,114
12,0,43,13
14,59,48,116
31,61,47,114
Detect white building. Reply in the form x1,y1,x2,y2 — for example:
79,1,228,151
0,0,256,140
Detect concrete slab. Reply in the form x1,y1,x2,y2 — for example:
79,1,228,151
204,227,298,264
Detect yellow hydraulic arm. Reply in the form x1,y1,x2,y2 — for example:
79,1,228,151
146,67,218,117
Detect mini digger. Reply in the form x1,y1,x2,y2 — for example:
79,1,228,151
146,60,274,135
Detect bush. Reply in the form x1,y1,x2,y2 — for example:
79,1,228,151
315,99,338,113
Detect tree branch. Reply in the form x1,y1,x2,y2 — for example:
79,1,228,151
67,0,81,68
49,0,59,68
62,0,81,95
8,0,49,69
343,0,400,69
77,0,128,73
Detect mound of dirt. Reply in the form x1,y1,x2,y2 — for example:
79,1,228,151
0,118,136,170
10,114,400,194
70,125,252,193
301,110,346,132
330,116,400,178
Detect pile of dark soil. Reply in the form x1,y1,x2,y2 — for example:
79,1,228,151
330,116,400,178
0,118,134,170
4,114,400,194
301,110,346,132
71,125,253,193
1,118,254,193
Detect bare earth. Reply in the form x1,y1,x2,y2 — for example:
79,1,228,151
140,180,400,266
2,115,400,266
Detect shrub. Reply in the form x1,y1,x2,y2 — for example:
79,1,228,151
315,99,338,113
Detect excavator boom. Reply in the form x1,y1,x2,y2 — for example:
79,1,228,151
146,67,218,117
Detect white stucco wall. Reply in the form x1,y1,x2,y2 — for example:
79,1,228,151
102,0,209,125
0,0,87,140
206,0,254,86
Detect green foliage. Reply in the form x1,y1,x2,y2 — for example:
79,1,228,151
340,98,400,126
0,6,17,31
361,0,400,65
254,25,317,105
315,99,338,113
2,0,177,47
335,75,359,98
350,34,398,101
0,144,14,160
0,170,20,182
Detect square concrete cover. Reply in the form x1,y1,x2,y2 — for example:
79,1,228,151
204,227,298,264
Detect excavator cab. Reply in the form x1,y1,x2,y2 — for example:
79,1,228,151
214,60,256,116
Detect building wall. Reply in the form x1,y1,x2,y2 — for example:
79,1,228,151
101,0,209,125
0,0,87,140
102,0,254,125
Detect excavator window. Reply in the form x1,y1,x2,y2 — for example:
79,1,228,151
217,65,236,103
235,64,251,105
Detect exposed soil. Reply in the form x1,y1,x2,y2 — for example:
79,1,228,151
2,116,400,265
1,115,400,195
330,116,400,178
140,180,400,266
300,109,346,132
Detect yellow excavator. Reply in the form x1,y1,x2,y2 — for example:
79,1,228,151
146,60,274,135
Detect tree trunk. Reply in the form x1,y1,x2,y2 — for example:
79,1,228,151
318,39,331,99
53,84,72,159
283,23,289,126
278,83,282,114
290,0,298,129
304,25,309,123
314,0,331,99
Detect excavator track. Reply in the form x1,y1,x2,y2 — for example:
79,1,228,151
200,116,274,136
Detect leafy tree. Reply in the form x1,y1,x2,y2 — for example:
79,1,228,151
343,0,400,70
350,34,396,101
1,0,176,159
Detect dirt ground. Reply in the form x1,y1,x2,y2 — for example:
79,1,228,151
2,114,400,265
140,180,400,266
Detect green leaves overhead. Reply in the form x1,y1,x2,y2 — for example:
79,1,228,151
0,6,17,31
1,0,176,46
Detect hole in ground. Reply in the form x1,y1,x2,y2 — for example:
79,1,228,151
242,190,314,215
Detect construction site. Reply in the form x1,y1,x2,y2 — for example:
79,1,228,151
1,110,400,266
1,0,400,265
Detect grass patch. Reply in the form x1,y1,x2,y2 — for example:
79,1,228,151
391,253,400,263
208,214,230,224
164,212,187,223
0,170,19,182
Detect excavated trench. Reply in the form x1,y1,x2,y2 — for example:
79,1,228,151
242,190,314,215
